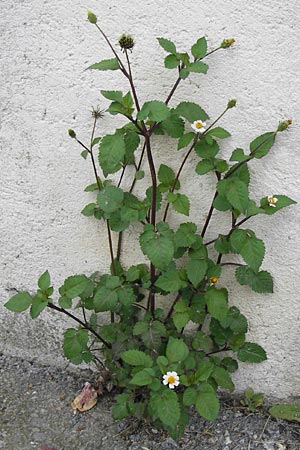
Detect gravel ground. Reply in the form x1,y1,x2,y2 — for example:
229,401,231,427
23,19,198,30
1,354,299,450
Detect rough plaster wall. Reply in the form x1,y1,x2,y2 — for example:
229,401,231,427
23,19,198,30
0,0,299,399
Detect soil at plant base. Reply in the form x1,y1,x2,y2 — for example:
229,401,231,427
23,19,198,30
1,354,299,450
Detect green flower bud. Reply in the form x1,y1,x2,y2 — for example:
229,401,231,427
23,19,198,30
227,98,237,109
87,11,97,24
221,38,235,49
68,129,76,139
277,119,292,132
118,34,135,51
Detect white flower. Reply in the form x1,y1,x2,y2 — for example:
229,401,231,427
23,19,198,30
162,371,180,389
267,195,278,208
191,120,206,133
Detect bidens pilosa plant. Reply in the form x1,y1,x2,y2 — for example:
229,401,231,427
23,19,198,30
5,11,296,439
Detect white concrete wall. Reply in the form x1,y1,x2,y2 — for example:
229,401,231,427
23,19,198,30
1,0,299,399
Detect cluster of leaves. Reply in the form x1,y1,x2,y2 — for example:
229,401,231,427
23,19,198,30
4,15,296,439
240,387,264,412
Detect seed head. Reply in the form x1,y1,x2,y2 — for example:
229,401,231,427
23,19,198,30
91,106,105,120
227,98,237,109
277,119,292,132
118,34,135,51
221,38,235,49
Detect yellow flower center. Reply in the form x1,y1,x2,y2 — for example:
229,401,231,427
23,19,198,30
167,375,176,384
195,122,203,129
269,197,276,204
211,277,218,284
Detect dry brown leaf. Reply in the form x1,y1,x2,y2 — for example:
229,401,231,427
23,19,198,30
71,382,98,412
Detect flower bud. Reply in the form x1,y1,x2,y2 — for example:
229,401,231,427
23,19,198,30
221,38,235,49
227,98,237,109
68,129,76,138
118,34,135,51
277,119,292,132
87,11,97,24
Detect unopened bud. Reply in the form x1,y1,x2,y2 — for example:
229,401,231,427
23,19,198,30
87,11,97,24
221,38,235,49
118,34,135,51
68,129,76,138
277,119,292,132
227,98,237,109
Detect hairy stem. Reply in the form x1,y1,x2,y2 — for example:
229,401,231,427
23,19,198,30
47,303,111,348
95,24,128,76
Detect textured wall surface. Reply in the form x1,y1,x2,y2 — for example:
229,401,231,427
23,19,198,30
1,0,299,398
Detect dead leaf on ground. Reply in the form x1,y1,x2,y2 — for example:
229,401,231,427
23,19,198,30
71,382,98,412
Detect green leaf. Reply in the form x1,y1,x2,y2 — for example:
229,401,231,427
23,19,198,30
191,37,207,59
157,37,177,54
175,102,209,122
98,133,125,176
230,148,248,162
260,195,297,215
121,349,153,367
236,266,273,293
93,286,118,312
150,390,180,427
178,132,195,150
250,131,276,159
214,235,232,254
196,384,220,421
195,361,214,382
166,337,189,363
173,311,190,330
87,58,119,71
63,328,91,365
183,387,197,406
100,90,123,102
230,230,265,272
158,164,175,187
38,271,51,291
4,292,32,313
130,368,155,386
187,258,207,287
140,223,174,270
60,275,89,299
179,67,190,79
213,194,232,211
155,270,186,292
269,404,300,422
195,139,219,159
164,54,179,69
175,222,197,248
188,61,208,73
217,179,249,213
196,159,215,175
238,343,267,363
162,114,185,138
137,101,170,122
84,182,99,192
97,186,124,213
58,296,72,309
30,294,48,319
170,193,190,216
205,287,228,321
212,367,234,392
207,127,231,139
223,306,248,334
81,203,96,217
81,149,88,159
192,332,213,352
222,357,238,373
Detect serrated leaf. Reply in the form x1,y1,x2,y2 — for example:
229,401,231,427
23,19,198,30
93,286,118,312
205,287,228,321
155,270,186,292
164,54,179,69
235,266,273,293
166,337,189,363
230,148,248,162
175,102,209,122
150,390,180,427
241,234,265,272
162,114,185,138
140,223,174,270
212,367,234,392
260,195,297,215
218,178,249,213
168,193,189,216
63,328,90,365
188,61,208,73
87,58,119,71
100,90,123,102
81,203,96,217
175,222,197,248
98,133,125,176
130,368,155,386
173,311,190,330
177,132,195,150
158,164,175,187
213,194,232,211
191,37,207,59
38,270,51,291
187,258,207,287
196,159,215,175
137,101,170,122
195,139,219,159
238,343,267,363
60,275,89,299
250,131,276,159
30,294,48,319
4,292,32,313
97,186,124,213
195,361,214,382
121,349,153,367
196,384,220,421
207,127,231,139
183,387,198,406
157,37,177,54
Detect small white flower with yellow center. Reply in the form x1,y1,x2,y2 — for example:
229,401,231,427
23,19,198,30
191,120,206,134
267,195,278,208
162,371,180,389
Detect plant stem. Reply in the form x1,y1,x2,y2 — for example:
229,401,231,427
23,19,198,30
129,141,146,193
165,292,182,321
201,191,218,238
124,49,141,113
95,24,128,76
47,303,111,348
